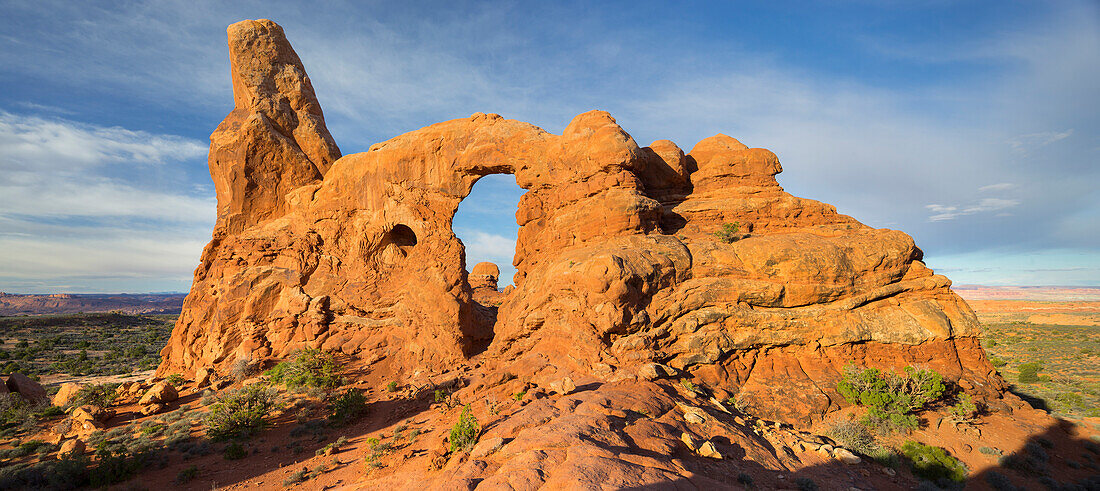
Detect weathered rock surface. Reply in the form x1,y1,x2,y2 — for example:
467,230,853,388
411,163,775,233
160,19,1001,432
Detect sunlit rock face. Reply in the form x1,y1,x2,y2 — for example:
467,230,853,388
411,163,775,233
159,18,1001,425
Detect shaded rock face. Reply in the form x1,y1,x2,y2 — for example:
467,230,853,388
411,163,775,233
160,19,999,425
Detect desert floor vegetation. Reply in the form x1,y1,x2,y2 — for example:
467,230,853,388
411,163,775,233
0,313,173,377
981,321,1100,419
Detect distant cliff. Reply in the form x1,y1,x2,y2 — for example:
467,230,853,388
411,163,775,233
0,293,185,316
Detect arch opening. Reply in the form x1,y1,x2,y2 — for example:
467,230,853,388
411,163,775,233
453,173,524,356
453,174,524,289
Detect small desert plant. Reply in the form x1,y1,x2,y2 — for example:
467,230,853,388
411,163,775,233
36,405,64,419
1017,362,1043,383
315,436,348,456
385,381,399,392
794,477,818,491
175,465,199,484
713,222,743,243
87,446,163,487
223,442,246,460
826,418,897,466
231,358,254,382
737,472,754,487
69,383,119,408
945,393,979,425
164,374,186,387
680,379,700,395
985,471,1020,491
979,446,1003,456
205,384,279,441
265,348,343,390
901,441,967,483
327,388,368,426
449,404,479,453
283,468,310,486
836,365,945,433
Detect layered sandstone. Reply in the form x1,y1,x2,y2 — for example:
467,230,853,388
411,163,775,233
160,19,1003,426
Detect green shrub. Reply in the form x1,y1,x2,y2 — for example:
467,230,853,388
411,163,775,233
69,383,119,408
265,348,343,389
449,405,479,453
205,384,279,441
1018,362,1043,383
164,374,186,387
901,441,967,483
36,405,65,419
826,418,897,466
713,222,743,243
794,477,818,491
88,446,161,487
283,468,310,486
327,388,368,426
946,393,979,425
0,394,35,430
988,355,1007,367
979,446,1003,456
175,465,198,484
316,436,348,456
385,381,399,392
736,473,753,486
836,365,945,433
223,442,246,460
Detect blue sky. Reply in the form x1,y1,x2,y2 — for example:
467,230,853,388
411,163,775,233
0,0,1096,292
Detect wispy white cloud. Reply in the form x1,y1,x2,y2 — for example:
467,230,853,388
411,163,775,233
0,112,206,171
0,111,214,292
1008,129,1074,153
978,182,1017,192
926,197,1020,222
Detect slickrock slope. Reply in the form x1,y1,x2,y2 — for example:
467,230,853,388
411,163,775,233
160,20,1014,479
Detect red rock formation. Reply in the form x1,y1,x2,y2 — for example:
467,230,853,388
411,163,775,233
159,19,1003,427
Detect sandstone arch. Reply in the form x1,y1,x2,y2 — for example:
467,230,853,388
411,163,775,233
159,19,1005,424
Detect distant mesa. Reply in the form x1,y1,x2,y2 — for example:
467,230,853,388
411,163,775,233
158,18,1001,428
0,293,185,316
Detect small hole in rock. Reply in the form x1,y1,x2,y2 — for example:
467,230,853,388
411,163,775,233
390,224,417,247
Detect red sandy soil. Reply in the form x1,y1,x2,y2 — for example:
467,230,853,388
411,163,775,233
14,360,1098,491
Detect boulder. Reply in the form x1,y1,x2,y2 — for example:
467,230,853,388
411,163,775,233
469,262,500,290
833,447,862,465
195,367,212,387
680,432,697,452
71,405,113,423
141,403,168,416
73,418,104,437
57,439,85,459
470,436,505,458
5,373,46,403
698,441,723,460
547,377,575,395
138,382,178,405
53,383,82,407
